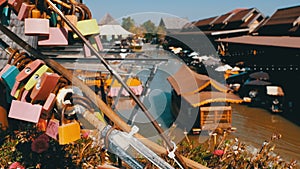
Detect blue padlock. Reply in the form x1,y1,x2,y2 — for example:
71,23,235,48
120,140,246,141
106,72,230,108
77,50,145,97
1,65,20,90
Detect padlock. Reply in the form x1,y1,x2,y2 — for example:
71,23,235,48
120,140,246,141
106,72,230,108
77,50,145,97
11,59,45,97
24,18,50,36
62,4,77,31
0,106,9,131
24,65,52,91
8,100,43,123
1,5,11,26
24,10,49,36
0,64,12,81
73,19,99,39
0,0,7,7
46,118,59,140
83,34,103,57
49,11,58,27
20,88,29,102
30,72,60,101
41,93,56,119
7,0,23,14
1,65,20,90
37,118,47,131
31,8,41,18
38,27,68,46
58,105,81,145
17,2,35,21
58,120,81,145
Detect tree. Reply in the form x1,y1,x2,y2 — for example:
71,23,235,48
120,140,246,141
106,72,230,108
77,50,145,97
141,20,156,33
121,17,135,31
156,25,166,39
140,20,157,42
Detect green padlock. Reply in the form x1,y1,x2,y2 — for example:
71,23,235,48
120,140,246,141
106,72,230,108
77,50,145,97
1,6,11,26
49,11,58,27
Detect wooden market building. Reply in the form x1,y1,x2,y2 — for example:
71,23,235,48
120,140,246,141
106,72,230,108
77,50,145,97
167,65,243,132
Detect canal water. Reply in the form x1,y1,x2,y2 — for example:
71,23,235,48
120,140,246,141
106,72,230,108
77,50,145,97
113,44,300,165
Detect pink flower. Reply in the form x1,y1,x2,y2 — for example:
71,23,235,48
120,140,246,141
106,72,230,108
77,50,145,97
213,149,224,156
9,162,25,169
31,134,49,153
82,130,90,139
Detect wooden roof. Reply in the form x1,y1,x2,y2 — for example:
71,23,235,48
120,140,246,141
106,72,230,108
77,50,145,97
257,5,300,35
227,9,253,22
182,91,243,107
189,8,265,32
194,16,217,27
215,35,300,49
213,13,233,25
167,65,230,95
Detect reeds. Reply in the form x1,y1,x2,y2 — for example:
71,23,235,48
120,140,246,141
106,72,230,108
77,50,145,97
178,129,298,168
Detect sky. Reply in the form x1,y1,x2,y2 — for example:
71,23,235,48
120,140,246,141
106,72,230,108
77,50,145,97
84,0,300,25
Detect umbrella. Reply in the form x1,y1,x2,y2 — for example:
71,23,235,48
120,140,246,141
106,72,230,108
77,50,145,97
188,52,199,57
215,64,233,72
249,71,270,81
244,80,272,86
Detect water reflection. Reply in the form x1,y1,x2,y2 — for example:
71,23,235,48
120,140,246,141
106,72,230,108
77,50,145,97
195,104,300,163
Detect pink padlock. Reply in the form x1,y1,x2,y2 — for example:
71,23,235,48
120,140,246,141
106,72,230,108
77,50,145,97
41,93,56,119
30,73,60,101
38,27,68,46
17,2,35,21
24,18,50,36
46,118,59,140
8,100,42,123
0,64,11,81
83,35,103,57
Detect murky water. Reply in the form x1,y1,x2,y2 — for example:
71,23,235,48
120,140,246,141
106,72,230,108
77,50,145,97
231,104,300,162
114,44,300,166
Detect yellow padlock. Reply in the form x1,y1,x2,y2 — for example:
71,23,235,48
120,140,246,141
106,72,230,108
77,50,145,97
58,105,81,145
24,65,52,91
73,19,99,39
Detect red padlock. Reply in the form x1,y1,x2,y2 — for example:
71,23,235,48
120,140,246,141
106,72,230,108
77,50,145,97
30,73,60,102
11,59,45,97
7,0,23,14
0,0,7,7
41,93,56,119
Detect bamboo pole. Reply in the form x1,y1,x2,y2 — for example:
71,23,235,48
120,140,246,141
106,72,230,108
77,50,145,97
0,16,209,169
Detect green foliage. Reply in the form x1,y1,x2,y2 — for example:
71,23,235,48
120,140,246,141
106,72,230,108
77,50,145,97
121,17,136,31
141,20,156,33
